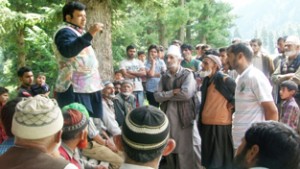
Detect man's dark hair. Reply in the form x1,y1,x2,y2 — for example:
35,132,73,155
137,51,145,56
0,87,8,95
148,44,159,53
201,44,210,51
227,43,253,62
181,44,193,51
172,39,182,46
277,36,287,43
62,1,86,22
126,45,136,52
219,47,227,53
250,38,262,46
17,66,32,77
204,49,219,57
244,121,300,169
0,98,22,137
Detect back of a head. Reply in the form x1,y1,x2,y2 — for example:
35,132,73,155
12,95,63,140
62,1,86,22
245,121,300,169
122,106,170,163
17,66,32,77
227,43,253,62
0,98,22,137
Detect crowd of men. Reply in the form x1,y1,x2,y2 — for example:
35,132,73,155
0,1,300,169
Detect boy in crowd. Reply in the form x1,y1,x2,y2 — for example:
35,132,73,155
31,72,50,96
279,80,300,132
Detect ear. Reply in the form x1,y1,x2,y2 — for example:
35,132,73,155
65,15,71,22
237,52,243,60
113,135,124,151
162,139,176,156
55,130,63,143
246,144,259,164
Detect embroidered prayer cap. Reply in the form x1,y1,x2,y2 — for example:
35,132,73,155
285,36,300,46
167,45,182,60
280,80,298,91
62,109,88,134
103,80,113,87
205,54,222,69
121,79,134,87
122,105,170,153
62,103,90,118
12,95,63,139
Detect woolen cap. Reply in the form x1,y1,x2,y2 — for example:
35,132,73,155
285,36,300,46
167,45,182,59
62,109,88,134
205,54,222,68
122,106,170,152
12,95,63,139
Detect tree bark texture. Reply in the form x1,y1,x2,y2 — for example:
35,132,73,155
79,0,113,81
17,27,26,68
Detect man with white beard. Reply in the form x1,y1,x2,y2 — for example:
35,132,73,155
272,35,300,106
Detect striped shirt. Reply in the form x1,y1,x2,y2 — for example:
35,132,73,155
233,65,273,149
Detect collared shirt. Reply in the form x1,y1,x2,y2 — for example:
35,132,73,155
280,97,300,131
59,142,82,169
17,85,33,97
233,65,273,149
180,58,201,72
145,58,166,92
253,52,264,73
120,163,155,169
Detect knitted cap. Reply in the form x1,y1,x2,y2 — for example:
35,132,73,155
12,95,63,139
167,45,182,59
281,80,298,91
62,109,88,134
122,106,170,152
285,36,300,45
205,54,222,68
62,103,89,118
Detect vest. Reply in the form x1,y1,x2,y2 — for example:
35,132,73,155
0,146,69,169
160,68,198,128
53,26,102,93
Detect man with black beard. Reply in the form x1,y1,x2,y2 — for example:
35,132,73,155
233,121,300,169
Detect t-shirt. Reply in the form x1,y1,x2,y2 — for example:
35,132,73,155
233,65,273,149
145,58,166,92
181,59,201,72
120,58,145,91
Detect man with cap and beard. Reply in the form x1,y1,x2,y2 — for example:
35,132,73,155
60,107,107,169
62,103,123,169
114,80,136,127
272,35,300,107
154,45,201,169
114,106,176,169
198,53,236,169
93,81,121,137
0,95,78,169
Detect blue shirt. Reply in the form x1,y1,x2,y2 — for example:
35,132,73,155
145,59,166,92
0,137,14,155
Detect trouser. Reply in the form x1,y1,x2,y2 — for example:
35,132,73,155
146,91,159,107
82,141,124,169
133,91,144,107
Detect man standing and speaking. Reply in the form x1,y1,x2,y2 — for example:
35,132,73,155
53,1,104,119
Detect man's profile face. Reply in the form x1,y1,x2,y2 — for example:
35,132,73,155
67,10,86,28
20,71,34,87
233,138,249,169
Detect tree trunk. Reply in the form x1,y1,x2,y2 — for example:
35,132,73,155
178,0,185,42
186,20,192,44
17,27,26,68
79,0,113,81
157,13,168,48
